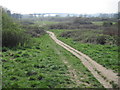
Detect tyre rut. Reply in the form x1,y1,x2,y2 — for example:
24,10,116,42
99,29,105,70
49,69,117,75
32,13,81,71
46,31,119,88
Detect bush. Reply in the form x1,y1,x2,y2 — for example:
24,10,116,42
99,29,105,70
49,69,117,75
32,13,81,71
103,26,118,36
22,24,46,37
2,8,30,47
73,17,92,24
2,28,30,47
96,35,106,45
48,22,99,30
60,30,118,45
48,23,69,29
103,21,113,27
47,17,99,30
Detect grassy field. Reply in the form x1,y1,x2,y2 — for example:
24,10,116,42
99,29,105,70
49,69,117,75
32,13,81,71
50,29,119,73
2,34,103,88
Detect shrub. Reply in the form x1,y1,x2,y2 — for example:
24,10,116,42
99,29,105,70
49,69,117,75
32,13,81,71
103,26,118,36
47,17,99,30
103,21,113,27
2,28,30,47
60,30,118,45
73,17,92,24
48,23,69,29
2,8,30,47
96,35,106,45
23,25,46,37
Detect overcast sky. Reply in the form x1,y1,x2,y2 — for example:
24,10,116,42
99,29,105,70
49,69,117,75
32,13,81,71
1,0,119,14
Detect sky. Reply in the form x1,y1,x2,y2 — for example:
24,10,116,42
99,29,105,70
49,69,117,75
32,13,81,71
1,0,120,14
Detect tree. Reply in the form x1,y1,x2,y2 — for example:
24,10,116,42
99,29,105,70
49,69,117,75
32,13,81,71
2,8,30,47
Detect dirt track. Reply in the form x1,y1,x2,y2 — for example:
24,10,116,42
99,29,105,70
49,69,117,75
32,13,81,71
46,31,119,88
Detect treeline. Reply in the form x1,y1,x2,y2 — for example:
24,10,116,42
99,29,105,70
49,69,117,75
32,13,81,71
6,9,22,19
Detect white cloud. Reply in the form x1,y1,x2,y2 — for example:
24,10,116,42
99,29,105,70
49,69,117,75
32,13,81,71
1,0,119,14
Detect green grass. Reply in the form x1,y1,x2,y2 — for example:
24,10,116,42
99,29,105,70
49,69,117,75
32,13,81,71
2,34,103,88
92,21,103,26
51,29,119,73
50,29,77,36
